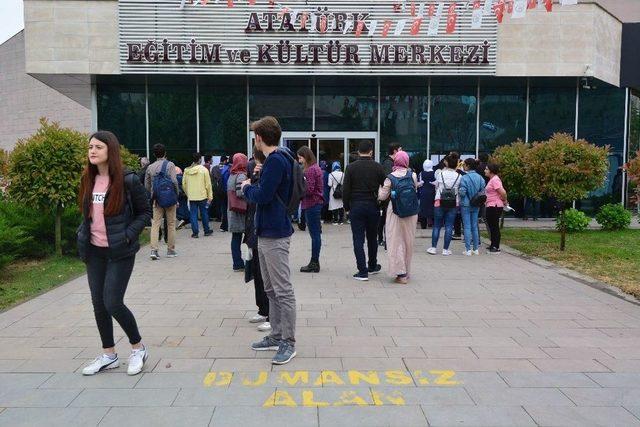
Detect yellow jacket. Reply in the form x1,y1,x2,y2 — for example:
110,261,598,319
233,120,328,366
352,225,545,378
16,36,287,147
182,164,213,201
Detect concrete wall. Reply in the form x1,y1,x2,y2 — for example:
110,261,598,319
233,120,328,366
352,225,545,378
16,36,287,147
496,3,622,86
24,0,119,75
0,31,91,152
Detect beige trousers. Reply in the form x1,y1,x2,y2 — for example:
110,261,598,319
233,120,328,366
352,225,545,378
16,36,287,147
151,203,176,251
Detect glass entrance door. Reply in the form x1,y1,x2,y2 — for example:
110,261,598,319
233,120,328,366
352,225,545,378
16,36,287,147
278,131,378,167
318,139,345,170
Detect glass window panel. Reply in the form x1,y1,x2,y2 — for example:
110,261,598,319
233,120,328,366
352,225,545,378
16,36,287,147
249,76,312,131
478,78,526,155
148,76,197,169
97,76,146,157
430,77,477,156
380,78,428,157
529,78,576,142
199,76,246,157
628,90,640,208
315,76,377,131
578,81,626,151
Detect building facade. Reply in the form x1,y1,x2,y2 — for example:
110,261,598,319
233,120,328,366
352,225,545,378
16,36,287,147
18,0,640,211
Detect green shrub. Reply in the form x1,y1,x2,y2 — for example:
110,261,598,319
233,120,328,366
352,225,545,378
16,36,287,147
556,208,591,233
0,218,35,270
595,203,632,231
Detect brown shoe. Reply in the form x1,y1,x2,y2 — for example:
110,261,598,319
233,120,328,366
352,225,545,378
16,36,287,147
394,276,408,285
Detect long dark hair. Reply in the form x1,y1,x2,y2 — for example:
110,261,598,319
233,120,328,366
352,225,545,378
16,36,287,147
78,131,125,217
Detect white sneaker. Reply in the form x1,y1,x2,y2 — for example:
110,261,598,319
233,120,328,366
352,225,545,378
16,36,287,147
249,314,268,324
472,249,480,256
463,250,472,256
426,247,437,255
442,249,452,256
127,346,148,376
257,321,272,332
82,354,119,376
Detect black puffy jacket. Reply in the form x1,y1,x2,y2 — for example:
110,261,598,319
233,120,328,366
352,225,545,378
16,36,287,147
77,170,152,261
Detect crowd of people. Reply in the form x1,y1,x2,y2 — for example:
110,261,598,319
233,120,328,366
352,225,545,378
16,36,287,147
76,116,510,374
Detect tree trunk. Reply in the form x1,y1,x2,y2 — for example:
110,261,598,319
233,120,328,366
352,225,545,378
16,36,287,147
55,204,62,257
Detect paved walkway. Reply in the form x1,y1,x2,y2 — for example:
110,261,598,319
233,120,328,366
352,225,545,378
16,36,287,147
0,224,639,426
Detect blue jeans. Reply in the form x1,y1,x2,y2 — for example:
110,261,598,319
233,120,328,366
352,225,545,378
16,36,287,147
349,200,380,274
189,200,211,235
432,207,457,250
231,232,243,269
304,204,322,262
461,206,480,251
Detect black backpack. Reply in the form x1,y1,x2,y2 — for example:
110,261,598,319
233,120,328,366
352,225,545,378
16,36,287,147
330,173,343,199
439,172,460,209
275,148,307,216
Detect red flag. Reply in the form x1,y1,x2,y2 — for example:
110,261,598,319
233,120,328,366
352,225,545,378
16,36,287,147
382,20,392,37
227,0,233,7
319,15,328,33
506,0,514,14
544,0,553,12
428,3,436,17
527,0,536,9
248,0,255,4
278,7,289,18
473,0,481,9
355,20,365,37
446,2,457,33
300,12,308,29
494,0,505,23
410,17,423,35
411,1,417,16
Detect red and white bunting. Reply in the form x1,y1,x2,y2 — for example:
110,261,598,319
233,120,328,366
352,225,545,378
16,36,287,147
382,20,393,37
343,20,354,34
368,20,379,36
394,19,407,35
355,20,365,37
428,3,436,17
445,2,457,34
410,1,417,16
512,0,527,18
527,0,537,9
410,17,423,35
418,3,426,17
319,15,328,33
483,0,494,16
427,2,444,36
560,0,578,5
544,0,553,12
494,0,505,23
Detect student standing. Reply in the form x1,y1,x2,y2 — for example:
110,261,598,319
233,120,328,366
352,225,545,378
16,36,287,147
485,163,508,254
297,146,324,273
182,152,213,238
244,150,270,333
427,155,461,256
418,159,436,229
328,161,345,224
228,153,249,271
378,151,418,284
378,143,402,246
241,116,297,365
77,131,151,376
145,143,179,260
343,140,386,281
459,158,486,256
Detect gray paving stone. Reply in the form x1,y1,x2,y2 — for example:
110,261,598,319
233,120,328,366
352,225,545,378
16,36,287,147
371,386,473,405
423,405,536,426
525,406,640,426
0,373,52,389
465,386,575,406
501,372,600,388
211,406,318,427
0,389,81,407
99,407,214,427
560,387,640,407
70,388,178,407
319,405,427,427
174,387,277,406
0,407,109,427
587,373,640,388
152,358,214,373
40,373,141,389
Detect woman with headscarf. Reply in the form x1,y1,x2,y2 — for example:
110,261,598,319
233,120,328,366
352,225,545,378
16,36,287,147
378,151,418,285
319,160,331,222
227,153,249,271
328,161,345,224
418,159,436,229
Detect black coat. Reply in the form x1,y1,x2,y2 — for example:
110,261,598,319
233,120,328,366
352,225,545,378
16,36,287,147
419,170,436,220
77,170,152,261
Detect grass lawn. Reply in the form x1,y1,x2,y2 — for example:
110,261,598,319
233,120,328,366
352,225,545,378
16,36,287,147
0,229,150,311
499,228,640,299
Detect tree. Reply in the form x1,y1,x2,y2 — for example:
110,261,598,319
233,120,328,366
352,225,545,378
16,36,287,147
7,119,87,256
625,150,640,217
526,133,609,250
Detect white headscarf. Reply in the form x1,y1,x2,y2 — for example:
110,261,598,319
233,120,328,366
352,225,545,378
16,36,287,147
423,159,434,172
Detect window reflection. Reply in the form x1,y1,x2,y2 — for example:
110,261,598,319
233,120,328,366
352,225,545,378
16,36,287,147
479,78,526,154
430,78,477,156
249,76,312,131
315,77,377,131
380,78,428,156
529,78,576,142
200,76,246,157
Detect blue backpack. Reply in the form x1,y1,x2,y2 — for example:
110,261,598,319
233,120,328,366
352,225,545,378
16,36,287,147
152,160,178,208
388,170,419,218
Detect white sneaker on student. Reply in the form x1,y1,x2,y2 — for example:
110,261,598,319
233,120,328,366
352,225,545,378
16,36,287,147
472,249,480,256
82,354,119,375
249,314,268,324
463,250,472,256
426,247,437,255
442,249,452,256
127,346,148,376
257,322,272,332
